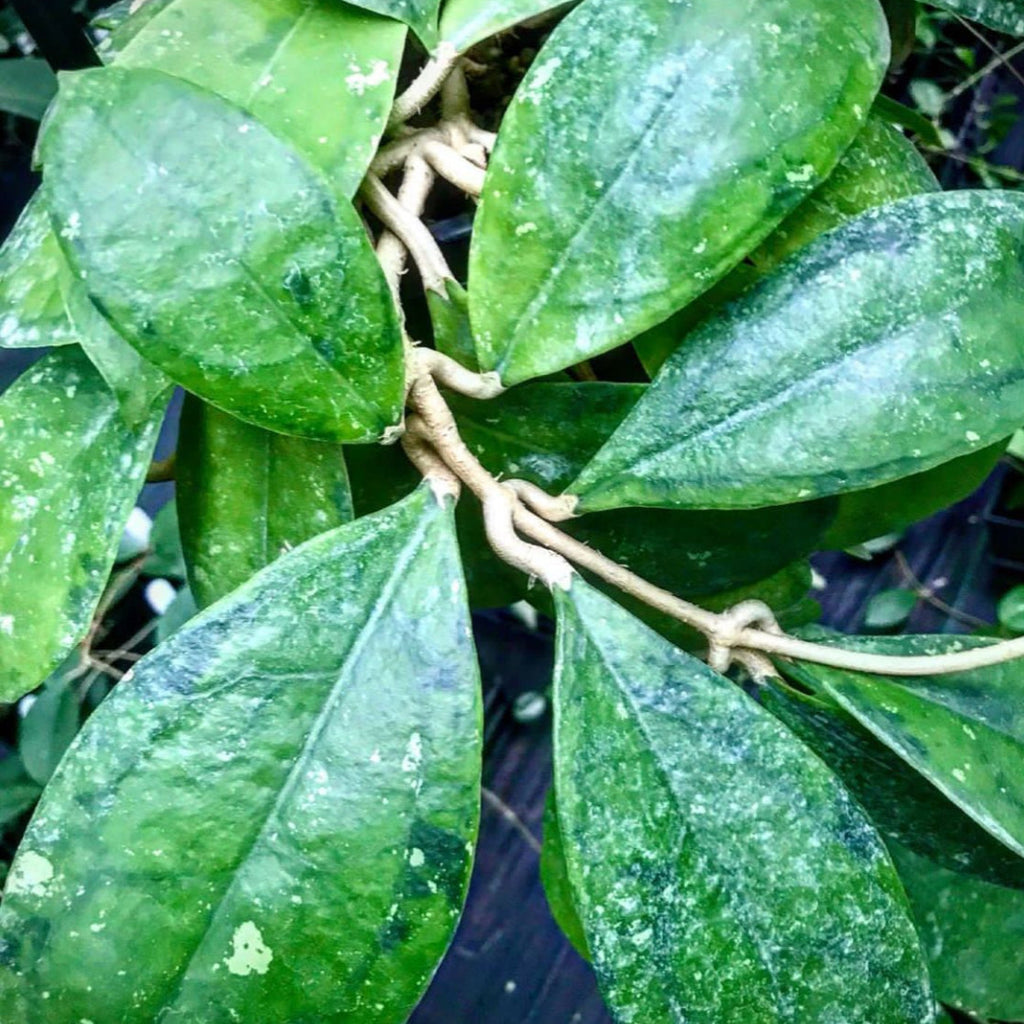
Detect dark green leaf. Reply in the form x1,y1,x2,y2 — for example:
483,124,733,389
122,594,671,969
786,634,1024,859
997,585,1024,633
864,589,918,631
0,484,482,1023
439,0,570,52
872,94,945,147
540,787,590,961
118,0,406,200
0,195,76,350
469,0,888,384
154,584,198,643
0,348,165,704
428,280,479,371
763,674,1024,888
40,67,404,441
344,0,438,45
18,672,80,787
177,395,354,607
926,0,1024,35
142,501,186,580
0,758,41,831
889,841,1024,1021
573,191,1024,511
553,580,933,1023
0,58,56,120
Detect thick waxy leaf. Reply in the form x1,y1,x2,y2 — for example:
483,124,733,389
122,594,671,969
553,580,934,1024
41,68,404,441
927,0,1024,35
889,841,1024,1021
0,196,75,350
0,484,482,1023
635,115,939,376
428,280,479,371
786,634,1024,859
469,0,888,385
540,787,590,961
344,0,439,45
439,0,570,52
763,674,1024,888
118,0,405,200
177,395,354,607
0,349,165,704
573,191,1024,512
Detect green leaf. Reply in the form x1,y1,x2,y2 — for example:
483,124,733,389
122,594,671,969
142,501,187,580
763,672,1024,889
0,758,41,831
573,191,1024,512
863,589,918,631
785,634,1024,860
18,672,80,787
872,94,945,148
439,0,569,53
344,0,439,46
61,272,171,428
926,0,1024,35
177,395,355,607
0,58,57,120
540,787,590,961
0,195,76,350
998,585,1024,633
889,841,1024,1022
93,0,176,56
0,484,482,1023
428,280,479,371
0,348,165,705
40,67,404,442
118,0,406,201
552,580,934,1023
154,583,198,642
468,0,888,385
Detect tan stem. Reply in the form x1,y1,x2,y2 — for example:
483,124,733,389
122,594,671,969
421,140,486,196
388,45,459,130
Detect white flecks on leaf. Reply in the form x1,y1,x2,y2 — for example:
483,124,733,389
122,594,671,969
224,921,273,976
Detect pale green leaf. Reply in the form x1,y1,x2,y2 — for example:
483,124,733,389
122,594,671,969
0,349,165,704
345,0,439,45
0,484,482,1023
998,585,1024,633
926,0,1024,35
40,67,404,442
439,0,571,53
864,589,918,630
469,0,888,384
553,580,934,1023
573,191,1024,512
0,58,56,120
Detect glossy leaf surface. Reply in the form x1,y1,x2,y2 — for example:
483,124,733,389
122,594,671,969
177,396,354,607
0,196,75,350
344,0,439,45
439,0,569,52
553,580,933,1024
927,0,1024,35
890,841,1024,1022
0,349,164,704
786,634,1024,859
574,191,1024,511
635,115,938,375
119,0,405,200
40,68,404,441
539,788,590,961
469,0,888,384
0,484,482,1023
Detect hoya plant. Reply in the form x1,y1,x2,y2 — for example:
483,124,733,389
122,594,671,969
3,0,1024,1021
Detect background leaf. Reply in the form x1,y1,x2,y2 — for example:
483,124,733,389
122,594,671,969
177,395,354,607
863,589,918,631
344,0,439,45
552,580,934,1024
0,485,482,1023
0,349,165,704
0,57,56,120
40,67,404,442
926,0,1024,36
573,191,1024,512
439,0,571,53
539,787,590,962
469,0,888,384
18,672,80,787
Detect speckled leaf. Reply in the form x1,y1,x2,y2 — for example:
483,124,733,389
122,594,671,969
428,280,479,371
786,634,1024,859
0,483,482,1023
93,0,176,57
40,67,404,441
0,195,75,350
927,0,1024,35
573,191,1024,512
634,115,938,375
889,841,1024,1021
177,395,354,607
553,580,934,1024
61,273,170,429
0,348,165,704
540,787,590,961
439,0,570,52
344,0,439,45
118,0,405,200
469,0,888,385
763,673,1024,888
449,383,837,597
